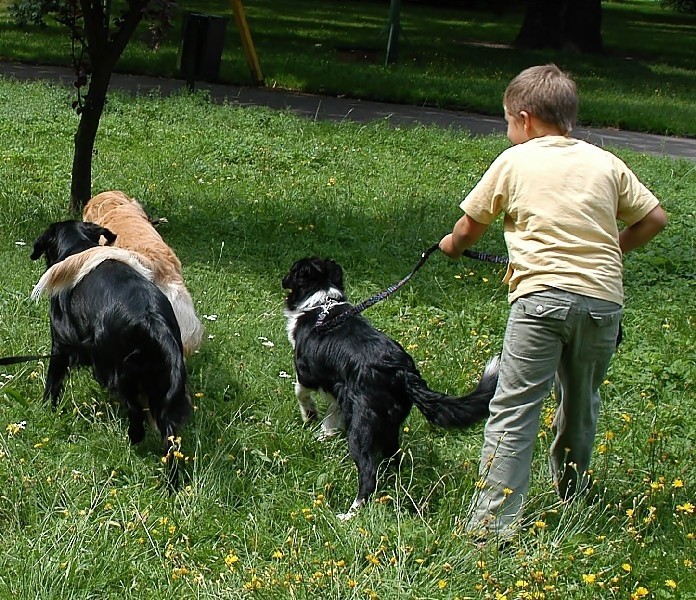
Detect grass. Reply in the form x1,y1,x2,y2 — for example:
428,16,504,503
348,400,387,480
0,77,694,598
0,0,695,137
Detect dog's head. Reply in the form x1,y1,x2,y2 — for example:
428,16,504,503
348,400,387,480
83,190,145,223
31,220,117,267
282,257,345,310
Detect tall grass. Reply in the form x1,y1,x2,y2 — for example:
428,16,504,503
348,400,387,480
0,78,694,598
0,0,695,136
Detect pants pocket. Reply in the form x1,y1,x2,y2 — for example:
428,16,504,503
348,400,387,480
518,296,571,321
586,307,622,357
589,309,622,328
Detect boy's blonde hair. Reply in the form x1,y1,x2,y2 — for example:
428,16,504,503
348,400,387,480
503,64,578,134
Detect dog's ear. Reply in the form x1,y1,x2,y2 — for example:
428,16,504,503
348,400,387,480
81,221,117,246
325,259,344,290
30,227,53,261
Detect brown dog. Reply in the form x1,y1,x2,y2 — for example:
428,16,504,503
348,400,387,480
83,191,203,357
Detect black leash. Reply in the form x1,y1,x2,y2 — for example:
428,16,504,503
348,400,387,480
0,353,56,366
314,243,508,333
315,242,441,332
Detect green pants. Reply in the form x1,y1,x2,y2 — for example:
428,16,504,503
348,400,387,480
466,289,622,540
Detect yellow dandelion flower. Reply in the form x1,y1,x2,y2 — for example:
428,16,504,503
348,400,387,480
503,487,513,496
582,573,596,584
626,508,635,518
621,413,632,423
605,431,615,441
622,563,632,573
438,580,447,589
5,421,26,436
665,579,677,589
366,554,380,566
684,559,693,568
272,550,283,559
672,479,684,489
347,579,357,589
225,552,240,568
583,547,595,556
194,392,204,398
534,520,547,529
677,502,694,514
632,587,649,598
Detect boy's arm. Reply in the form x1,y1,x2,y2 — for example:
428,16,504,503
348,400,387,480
439,214,489,258
619,205,668,254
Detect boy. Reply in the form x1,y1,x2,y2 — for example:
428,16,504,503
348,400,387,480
439,64,667,542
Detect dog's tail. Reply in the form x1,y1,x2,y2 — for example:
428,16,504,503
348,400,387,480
31,247,153,301
410,354,500,428
160,282,204,358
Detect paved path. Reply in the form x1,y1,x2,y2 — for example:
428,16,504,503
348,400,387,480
2,60,694,161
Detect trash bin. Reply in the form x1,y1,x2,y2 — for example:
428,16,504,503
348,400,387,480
178,12,228,85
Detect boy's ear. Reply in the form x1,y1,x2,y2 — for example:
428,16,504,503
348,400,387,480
519,110,532,131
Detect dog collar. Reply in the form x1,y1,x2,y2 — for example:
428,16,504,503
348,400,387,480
315,299,347,328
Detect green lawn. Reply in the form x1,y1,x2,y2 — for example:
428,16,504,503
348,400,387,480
1,0,695,136
0,77,694,598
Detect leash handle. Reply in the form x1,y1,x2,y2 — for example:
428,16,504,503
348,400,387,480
462,248,509,264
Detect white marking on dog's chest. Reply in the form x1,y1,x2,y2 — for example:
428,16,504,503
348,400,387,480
284,288,345,349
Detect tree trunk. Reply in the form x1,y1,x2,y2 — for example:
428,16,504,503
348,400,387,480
69,0,149,212
70,67,111,212
515,0,603,53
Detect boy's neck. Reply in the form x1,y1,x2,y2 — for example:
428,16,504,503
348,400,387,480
527,115,566,139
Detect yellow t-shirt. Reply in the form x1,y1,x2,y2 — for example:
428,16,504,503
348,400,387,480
460,136,660,305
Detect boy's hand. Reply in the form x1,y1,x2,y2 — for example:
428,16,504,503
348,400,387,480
439,233,461,258
440,214,489,259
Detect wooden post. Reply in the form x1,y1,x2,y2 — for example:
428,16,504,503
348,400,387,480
229,0,264,85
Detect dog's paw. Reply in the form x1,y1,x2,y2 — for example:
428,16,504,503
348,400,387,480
336,499,364,521
128,420,146,445
301,408,319,423
317,427,341,442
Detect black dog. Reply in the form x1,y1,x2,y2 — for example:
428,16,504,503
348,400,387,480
31,220,191,489
283,256,499,519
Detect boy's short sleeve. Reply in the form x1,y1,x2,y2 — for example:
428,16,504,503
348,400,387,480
459,152,510,224
615,158,661,226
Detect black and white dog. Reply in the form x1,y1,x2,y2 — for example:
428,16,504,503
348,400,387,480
31,220,192,489
283,256,500,519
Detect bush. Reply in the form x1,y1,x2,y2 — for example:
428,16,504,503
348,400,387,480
660,0,696,13
9,0,58,26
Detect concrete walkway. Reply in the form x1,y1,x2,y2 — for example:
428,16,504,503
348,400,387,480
2,60,694,161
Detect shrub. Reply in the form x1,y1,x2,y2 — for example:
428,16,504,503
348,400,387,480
660,0,696,13
9,0,58,26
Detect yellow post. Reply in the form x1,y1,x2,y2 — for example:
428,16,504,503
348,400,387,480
229,0,264,85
